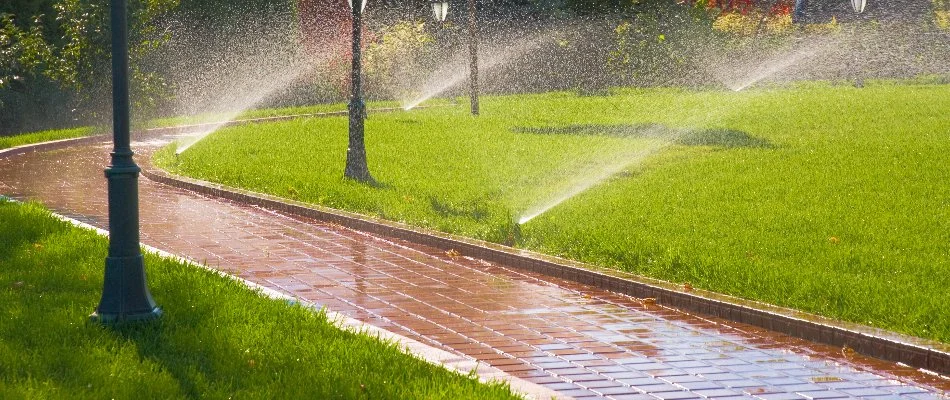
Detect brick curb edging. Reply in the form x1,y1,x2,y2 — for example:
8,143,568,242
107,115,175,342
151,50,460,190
141,167,950,377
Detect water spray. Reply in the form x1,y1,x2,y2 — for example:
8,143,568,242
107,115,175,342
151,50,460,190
402,32,548,111
516,140,670,225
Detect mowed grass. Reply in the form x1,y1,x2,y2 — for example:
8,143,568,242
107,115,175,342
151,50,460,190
154,82,950,343
0,127,95,150
0,199,518,399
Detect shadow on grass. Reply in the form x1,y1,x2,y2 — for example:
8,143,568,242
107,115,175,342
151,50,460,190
99,275,278,398
341,176,392,190
512,123,773,149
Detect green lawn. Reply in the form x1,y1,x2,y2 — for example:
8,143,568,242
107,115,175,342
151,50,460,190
0,127,96,150
154,82,950,343
0,199,518,399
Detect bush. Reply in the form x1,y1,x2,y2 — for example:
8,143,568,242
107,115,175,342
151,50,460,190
363,21,435,100
0,0,178,134
607,0,718,87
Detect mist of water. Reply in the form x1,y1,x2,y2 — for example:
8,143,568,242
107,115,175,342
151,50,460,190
401,34,546,110
514,88,772,224
727,47,819,91
719,37,838,91
149,9,331,155
517,139,671,224
174,57,318,154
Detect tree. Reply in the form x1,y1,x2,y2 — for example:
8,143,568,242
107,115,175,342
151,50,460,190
0,0,178,135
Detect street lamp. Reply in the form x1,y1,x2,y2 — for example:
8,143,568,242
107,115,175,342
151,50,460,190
431,0,449,22
344,0,374,183
91,0,161,323
468,0,479,116
851,0,866,13
428,0,477,114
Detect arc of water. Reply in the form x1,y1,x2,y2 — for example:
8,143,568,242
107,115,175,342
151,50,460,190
402,32,547,111
517,139,671,224
175,57,320,155
515,91,770,224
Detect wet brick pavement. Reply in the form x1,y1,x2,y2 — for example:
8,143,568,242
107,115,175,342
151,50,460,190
1,136,948,399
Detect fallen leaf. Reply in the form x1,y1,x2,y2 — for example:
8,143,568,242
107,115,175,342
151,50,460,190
841,345,855,358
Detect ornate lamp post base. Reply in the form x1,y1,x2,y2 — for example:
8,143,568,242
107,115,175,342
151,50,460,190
92,161,161,324
91,255,162,323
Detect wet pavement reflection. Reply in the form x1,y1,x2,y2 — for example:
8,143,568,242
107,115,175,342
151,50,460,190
1,137,947,399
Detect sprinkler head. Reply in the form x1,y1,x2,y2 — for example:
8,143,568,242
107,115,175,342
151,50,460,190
504,221,523,247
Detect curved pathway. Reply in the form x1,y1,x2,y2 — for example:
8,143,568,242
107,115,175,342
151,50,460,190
1,135,948,399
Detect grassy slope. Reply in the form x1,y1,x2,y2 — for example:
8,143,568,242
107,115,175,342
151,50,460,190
0,127,95,150
154,83,950,343
0,200,517,399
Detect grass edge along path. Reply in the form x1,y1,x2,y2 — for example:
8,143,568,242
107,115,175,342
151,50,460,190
0,199,519,399
0,127,95,150
154,83,950,344
0,99,426,150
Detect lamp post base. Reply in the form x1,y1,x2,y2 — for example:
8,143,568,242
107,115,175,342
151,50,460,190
90,307,163,324
91,254,162,324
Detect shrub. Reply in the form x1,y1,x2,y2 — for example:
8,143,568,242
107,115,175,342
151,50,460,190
607,0,717,87
363,21,435,100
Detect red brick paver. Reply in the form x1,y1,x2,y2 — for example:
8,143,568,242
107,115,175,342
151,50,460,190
2,136,948,399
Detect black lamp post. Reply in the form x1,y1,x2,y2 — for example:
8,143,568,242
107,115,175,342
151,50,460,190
344,0,374,183
792,0,808,23
468,0,479,116
91,0,161,323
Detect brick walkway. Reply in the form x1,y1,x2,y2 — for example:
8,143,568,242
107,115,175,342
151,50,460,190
2,136,948,399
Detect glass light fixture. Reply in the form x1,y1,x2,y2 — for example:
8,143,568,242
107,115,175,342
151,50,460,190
851,0,866,13
431,0,449,22
348,0,367,12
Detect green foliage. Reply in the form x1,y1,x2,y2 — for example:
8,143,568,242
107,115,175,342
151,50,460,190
711,11,793,36
156,84,950,343
0,199,518,399
0,13,74,134
0,0,177,134
607,0,717,86
936,0,950,30
364,21,435,100
48,0,178,121
0,14,51,90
